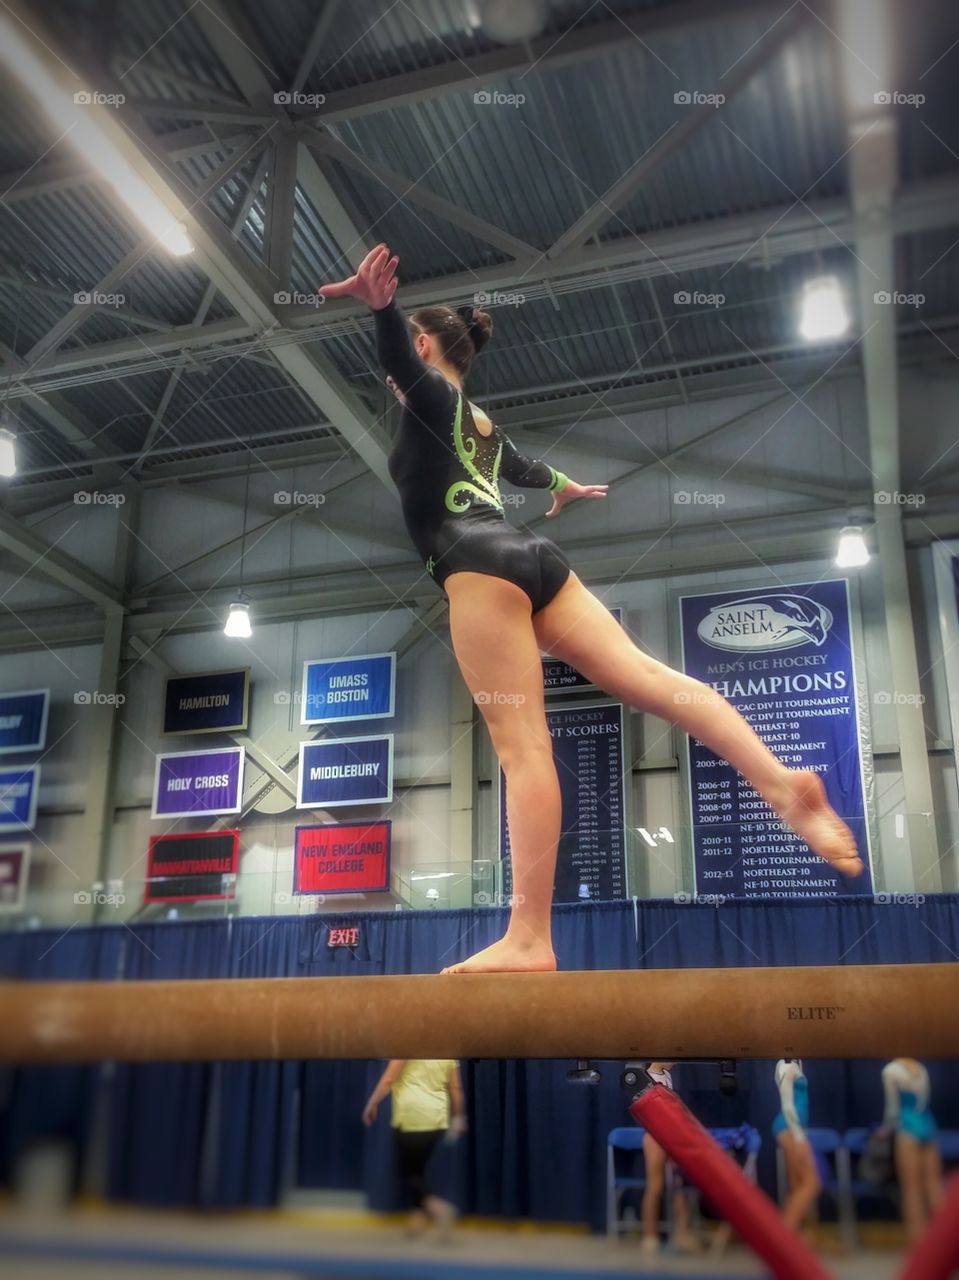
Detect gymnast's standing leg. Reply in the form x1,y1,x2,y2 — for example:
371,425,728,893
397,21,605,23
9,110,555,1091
321,244,862,975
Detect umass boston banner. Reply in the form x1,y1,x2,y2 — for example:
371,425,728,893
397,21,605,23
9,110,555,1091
300,653,395,725
679,580,873,898
500,702,627,903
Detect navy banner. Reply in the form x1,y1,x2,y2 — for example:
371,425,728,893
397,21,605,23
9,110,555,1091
297,736,393,809
542,607,624,695
679,580,872,898
0,845,29,911
933,542,959,784
499,702,627,903
0,765,40,832
145,831,240,902
162,669,250,735
151,747,245,819
300,653,395,725
0,690,49,755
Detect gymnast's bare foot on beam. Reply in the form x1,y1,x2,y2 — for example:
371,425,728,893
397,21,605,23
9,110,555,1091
441,930,557,975
770,769,864,878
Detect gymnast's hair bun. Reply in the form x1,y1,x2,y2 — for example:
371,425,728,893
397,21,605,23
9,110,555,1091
468,308,493,354
456,303,493,354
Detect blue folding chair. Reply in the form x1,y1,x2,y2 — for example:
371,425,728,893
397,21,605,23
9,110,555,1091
607,1126,667,1238
839,1126,901,1245
937,1130,959,1165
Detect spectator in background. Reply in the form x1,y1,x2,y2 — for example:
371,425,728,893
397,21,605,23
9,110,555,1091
773,1058,821,1235
880,1058,943,1243
640,1062,700,1256
363,1060,466,1238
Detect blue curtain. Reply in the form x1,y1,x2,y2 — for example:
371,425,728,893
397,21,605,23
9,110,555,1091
3,895,958,1226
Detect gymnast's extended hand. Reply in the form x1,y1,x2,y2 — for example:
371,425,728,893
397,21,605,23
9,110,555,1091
544,476,608,519
319,242,398,310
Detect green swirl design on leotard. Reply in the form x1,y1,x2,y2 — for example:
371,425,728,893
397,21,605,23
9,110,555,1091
444,394,504,514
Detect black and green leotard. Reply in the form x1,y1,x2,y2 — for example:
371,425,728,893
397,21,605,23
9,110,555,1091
374,299,572,612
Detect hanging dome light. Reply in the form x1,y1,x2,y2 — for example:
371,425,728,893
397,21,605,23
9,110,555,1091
224,592,253,638
476,0,548,43
0,426,16,478
799,275,849,341
835,526,870,567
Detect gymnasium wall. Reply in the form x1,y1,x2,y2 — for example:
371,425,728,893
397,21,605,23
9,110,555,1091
1,375,956,925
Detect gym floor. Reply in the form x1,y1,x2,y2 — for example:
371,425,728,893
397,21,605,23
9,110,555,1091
0,1207,904,1279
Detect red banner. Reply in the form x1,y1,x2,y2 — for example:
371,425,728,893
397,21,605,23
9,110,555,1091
294,821,391,895
145,830,239,902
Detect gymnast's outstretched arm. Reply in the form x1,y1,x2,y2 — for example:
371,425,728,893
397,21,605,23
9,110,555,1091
495,426,569,493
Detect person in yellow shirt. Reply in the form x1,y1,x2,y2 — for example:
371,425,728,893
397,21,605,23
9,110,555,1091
362,1059,466,1235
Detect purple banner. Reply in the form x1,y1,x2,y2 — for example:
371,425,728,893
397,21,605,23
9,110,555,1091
151,747,245,819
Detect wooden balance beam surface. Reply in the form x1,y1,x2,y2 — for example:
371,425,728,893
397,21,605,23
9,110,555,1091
0,964,956,1064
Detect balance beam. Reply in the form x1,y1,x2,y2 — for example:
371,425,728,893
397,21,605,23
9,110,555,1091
0,964,956,1064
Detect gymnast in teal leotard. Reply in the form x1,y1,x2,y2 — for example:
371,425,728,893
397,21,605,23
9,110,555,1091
881,1058,944,1243
772,1059,821,1233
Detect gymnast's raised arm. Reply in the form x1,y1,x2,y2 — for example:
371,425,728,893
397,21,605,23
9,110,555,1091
320,243,449,415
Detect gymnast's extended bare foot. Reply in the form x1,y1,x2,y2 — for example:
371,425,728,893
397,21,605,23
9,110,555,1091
773,769,864,877
441,931,557,975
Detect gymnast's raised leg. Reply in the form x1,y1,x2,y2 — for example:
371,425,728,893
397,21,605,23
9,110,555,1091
444,570,862,974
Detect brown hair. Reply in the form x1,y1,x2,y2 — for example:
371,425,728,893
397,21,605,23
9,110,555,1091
409,304,493,378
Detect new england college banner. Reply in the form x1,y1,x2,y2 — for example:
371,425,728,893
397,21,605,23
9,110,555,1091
293,821,391,895
499,702,627,903
679,580,873,898
933,540,959,793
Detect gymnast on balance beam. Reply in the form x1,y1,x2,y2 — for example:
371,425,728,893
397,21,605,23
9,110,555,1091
319,245,864,975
